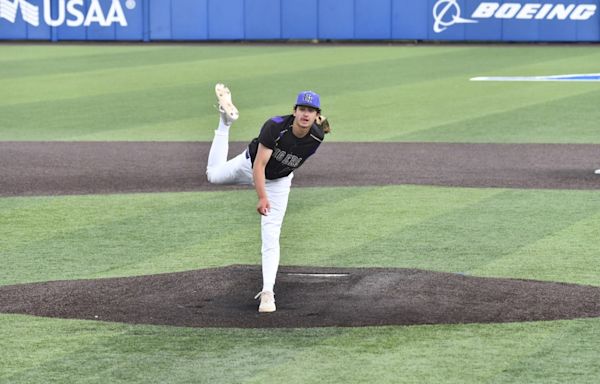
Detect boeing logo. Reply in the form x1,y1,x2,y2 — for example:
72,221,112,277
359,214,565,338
433,0,477,33
433,0,598,33
0,0,136,27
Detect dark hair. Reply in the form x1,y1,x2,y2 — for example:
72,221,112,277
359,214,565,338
316,116,330,134
294,104,321,114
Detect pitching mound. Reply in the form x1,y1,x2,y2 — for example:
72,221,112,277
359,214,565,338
1,265,599,328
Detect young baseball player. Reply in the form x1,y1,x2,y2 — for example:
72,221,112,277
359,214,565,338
207,84,330,313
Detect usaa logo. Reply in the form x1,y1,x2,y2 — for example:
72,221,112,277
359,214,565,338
0,0,136,27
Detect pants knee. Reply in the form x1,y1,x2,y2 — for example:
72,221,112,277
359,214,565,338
206,171,215,184
206,170,224,185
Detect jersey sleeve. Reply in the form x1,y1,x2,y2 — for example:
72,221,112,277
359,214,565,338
257,119,279,150
310,124,325,142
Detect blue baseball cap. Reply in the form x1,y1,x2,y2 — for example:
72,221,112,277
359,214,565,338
295,91,321,110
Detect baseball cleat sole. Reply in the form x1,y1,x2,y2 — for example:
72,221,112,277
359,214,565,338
215,83,239,122
258,305,276,313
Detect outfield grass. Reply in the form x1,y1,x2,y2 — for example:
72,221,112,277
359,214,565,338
2,44,600,383
2,44,600,142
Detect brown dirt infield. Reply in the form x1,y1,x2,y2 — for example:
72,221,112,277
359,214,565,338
1,141,599,328
1,141,599,196
2,265,600,328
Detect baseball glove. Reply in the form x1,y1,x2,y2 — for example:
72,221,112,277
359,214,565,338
316,115,331,133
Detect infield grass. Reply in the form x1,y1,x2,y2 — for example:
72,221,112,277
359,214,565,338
2,44,600,383
2,314,599,384
2,186,599,286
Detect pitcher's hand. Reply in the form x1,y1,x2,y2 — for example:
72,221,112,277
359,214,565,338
257,197,270,216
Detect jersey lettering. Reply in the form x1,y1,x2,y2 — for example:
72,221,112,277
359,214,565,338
273,147,286,161
272,148,302,168
283,154,301,167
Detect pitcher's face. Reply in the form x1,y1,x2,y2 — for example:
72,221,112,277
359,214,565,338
293,106,319,129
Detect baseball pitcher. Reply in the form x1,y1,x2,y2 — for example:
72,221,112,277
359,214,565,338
206,84,331,312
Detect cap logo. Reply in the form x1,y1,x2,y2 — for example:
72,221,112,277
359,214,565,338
296,90,320,109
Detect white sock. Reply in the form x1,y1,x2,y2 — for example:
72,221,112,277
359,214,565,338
217,117,230,134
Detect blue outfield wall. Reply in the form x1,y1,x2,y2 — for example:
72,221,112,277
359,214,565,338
0,0,599,42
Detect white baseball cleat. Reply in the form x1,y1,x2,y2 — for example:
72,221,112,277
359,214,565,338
595,169,600,175
254,291,276,313
215,83,239,125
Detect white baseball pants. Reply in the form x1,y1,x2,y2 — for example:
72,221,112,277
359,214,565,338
206,129,293,293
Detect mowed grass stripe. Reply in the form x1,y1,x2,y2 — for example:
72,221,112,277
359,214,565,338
1,192,219,244
0,186,499,285
0,84,207,141
3,44,595,94
2,45,475,81
241,320,599,384
324,80,599,142
281,185,501,266
210,46,600,141
0,315,129,383
397,87,600,143
0,191,259,285
322,189,600,284
0,45,459,107
473,47,600,78
2,186,598,286
480,319,600,383
0,46,297,79
2,314,599,384
472,211,600,286
112,185,497,277
0,44,162,63
4,46,600,142
0,314,344,384
2,47,483,140
0,46,478,135
6,77,597,142
325,45,600,141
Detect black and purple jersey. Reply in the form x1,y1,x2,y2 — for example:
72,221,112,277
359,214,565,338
248,115,324,180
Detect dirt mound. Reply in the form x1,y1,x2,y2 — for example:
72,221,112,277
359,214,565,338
1,265,599,328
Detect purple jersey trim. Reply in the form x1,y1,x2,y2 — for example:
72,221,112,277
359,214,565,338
270,116,284,123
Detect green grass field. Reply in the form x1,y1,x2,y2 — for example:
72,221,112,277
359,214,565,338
2,44,600,383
